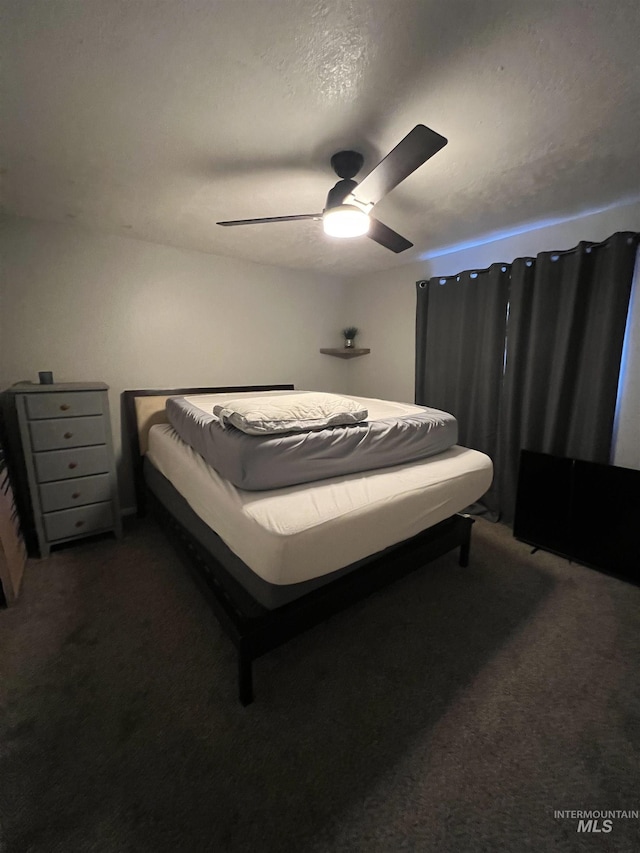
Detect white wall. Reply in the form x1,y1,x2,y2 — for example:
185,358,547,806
0,216,349,507
345,198,640,470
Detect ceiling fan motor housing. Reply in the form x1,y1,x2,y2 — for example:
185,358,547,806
330,150,364,180
325,178,358,211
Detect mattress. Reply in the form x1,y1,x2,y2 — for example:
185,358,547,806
146,423,493,587
166,392,458,490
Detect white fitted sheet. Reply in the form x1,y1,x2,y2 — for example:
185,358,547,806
147,423,493,586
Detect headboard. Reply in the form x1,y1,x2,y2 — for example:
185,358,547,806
122,385,295,515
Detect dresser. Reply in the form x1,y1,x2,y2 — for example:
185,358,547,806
5,382,122,557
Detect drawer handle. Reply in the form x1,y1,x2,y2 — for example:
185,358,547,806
64,432,73,439
60,404,70,411
68,462,78,470
75,520,85,528
72,492,81,499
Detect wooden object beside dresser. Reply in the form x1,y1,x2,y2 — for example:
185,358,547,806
4,382,122,557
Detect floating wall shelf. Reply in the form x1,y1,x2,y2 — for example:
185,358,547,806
320,348,371,359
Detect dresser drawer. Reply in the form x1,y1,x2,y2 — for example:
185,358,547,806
43,502,114,542
25,391,104,420
29,416,106,451
39,473,112,512
34,445,110,483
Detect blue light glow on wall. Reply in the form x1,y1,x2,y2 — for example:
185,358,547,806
419,195,640,261
612,256,639,458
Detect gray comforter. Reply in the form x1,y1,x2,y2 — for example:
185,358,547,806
165,396,458,490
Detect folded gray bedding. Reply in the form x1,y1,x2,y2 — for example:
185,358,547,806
165,395,458,491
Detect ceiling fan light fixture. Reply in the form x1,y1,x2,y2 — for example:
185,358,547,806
322,204,370,238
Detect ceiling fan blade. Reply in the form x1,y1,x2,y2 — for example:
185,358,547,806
217,214,322,226
354,125,447,207
367,218,413,253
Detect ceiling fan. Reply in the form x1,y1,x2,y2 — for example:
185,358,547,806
216,124,447,253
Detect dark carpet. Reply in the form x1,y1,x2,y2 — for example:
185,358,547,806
1,517,639,852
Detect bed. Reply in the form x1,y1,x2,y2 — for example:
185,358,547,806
123,385,493,704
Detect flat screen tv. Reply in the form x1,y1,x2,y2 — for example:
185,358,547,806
513,450,639,584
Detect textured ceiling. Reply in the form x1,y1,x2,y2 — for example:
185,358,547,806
2,0,640,275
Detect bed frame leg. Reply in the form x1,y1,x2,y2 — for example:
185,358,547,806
458,516,474,567
238,652,254,706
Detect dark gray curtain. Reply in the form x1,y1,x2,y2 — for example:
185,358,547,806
415,263,510,517
498,231,639,522
415,231,639,523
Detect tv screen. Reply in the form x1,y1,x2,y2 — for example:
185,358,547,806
571,460,639,580
513,450,574,558
514,450,639,584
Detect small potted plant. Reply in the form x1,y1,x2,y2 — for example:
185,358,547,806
342,326,359,349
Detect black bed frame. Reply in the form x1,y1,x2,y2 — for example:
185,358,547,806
123,386,475,705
